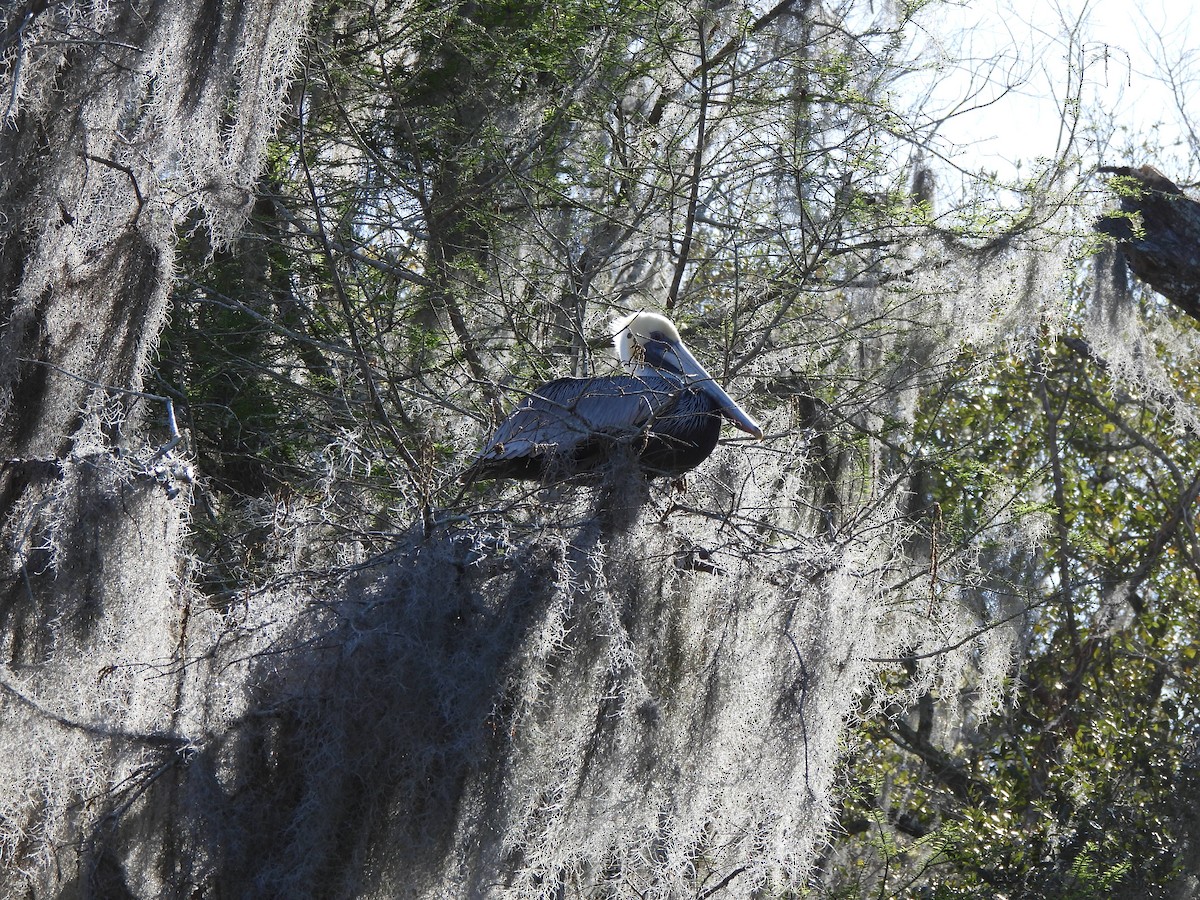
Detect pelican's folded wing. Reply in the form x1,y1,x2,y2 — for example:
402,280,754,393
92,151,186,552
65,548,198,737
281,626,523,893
465,375,681,479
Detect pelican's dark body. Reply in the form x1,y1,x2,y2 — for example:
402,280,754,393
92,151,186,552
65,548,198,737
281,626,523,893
467,372,725,481
464,311,762,483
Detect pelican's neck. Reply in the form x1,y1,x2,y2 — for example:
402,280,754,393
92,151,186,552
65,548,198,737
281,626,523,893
629,361,686,387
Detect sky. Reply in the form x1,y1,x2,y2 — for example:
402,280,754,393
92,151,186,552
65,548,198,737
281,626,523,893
915,0,1198,182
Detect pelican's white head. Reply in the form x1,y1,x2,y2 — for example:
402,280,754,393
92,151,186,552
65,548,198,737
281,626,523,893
611,310,681,369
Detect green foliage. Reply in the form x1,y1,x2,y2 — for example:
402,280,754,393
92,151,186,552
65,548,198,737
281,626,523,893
822,281,1200,897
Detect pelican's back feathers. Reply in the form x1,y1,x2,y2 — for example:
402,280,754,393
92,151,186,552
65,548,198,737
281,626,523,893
465,372,690,481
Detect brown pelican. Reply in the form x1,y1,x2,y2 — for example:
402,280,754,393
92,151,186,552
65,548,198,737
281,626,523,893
464,312,762,482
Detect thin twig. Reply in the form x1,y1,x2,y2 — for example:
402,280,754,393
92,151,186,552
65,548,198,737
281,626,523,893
667,15,709,311
81,152,145,221
18,357,182,458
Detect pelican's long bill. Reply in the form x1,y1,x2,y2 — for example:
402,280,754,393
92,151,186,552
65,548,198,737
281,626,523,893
651,336,764,439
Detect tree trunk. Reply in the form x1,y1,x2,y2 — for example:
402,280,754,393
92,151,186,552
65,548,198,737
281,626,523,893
0,2,309,894
1096,164,1200,319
